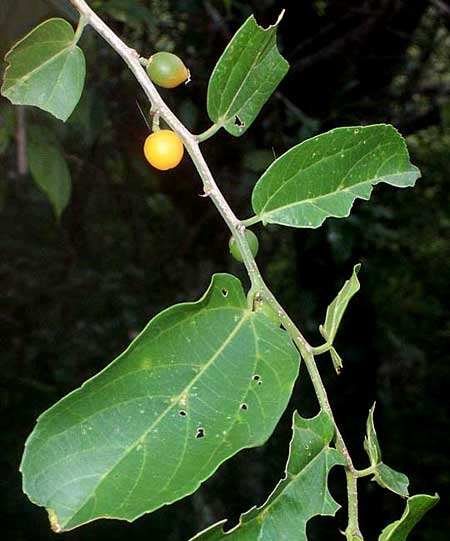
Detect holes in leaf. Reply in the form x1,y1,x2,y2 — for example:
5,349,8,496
252,375,260,382
234,115,245,129
222,288,228,297
195,427,205,439
179,410,187,417
240,403,248,411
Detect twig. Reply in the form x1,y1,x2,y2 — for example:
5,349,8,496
67,2,364,537
16,106,27,175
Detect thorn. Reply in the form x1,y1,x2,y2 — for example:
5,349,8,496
135,100,151,131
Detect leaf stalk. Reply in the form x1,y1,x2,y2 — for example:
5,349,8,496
73,14,88,44
312,342,331,355
196,124,221,142
355,465,377,478
242,215,261,227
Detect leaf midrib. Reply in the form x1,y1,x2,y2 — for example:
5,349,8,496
255,133,389,214
153,315,265,502
259,168,417,223
56,312,251,528
216,23,276,125
34,306,244,437
3,39,76,93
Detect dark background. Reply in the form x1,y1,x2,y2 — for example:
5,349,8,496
1,0,449,539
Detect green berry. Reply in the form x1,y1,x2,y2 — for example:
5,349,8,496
147,52,190,89
229,230,259,263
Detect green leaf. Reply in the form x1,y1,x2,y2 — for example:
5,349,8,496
374,464,409,498
320,263,361,345
27,138,72,219
190,410,345,541
207,13,289,136
251,124,421,228
21,274,300,532
364,403,381,465
379,494,439,540
363,403,409,498
1,18,86,121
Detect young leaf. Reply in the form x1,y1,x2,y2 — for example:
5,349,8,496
190,410,345,541
364,404,409,497
374,464,409,498
251,124,420,228
1,18,86,121
21,274,300,532
364,403,381,465
27,139,72,219
207,13,289,136
379,494,439,540
320,263,361,346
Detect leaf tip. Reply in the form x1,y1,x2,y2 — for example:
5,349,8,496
253,9,285,31
276,9,286,26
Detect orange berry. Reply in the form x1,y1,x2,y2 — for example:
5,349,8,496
143,130,184,171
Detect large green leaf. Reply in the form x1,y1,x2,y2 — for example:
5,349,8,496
27,138,72,219
363,404,409,498
207,13,289,136
21,274,300,532
251,124,420,228
190,411,345,541
1,18,86,121
379,494,439,540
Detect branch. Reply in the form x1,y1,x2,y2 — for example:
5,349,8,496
16,106,27,176
68,2,364,538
